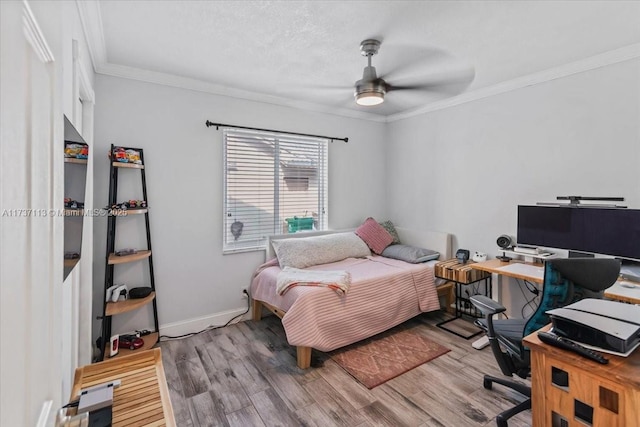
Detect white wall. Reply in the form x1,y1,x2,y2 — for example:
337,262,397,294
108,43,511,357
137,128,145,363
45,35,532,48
1,1,95,425
92,75,388,339
386,58,640,315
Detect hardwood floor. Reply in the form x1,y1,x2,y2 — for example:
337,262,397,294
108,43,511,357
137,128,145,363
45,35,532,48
159,312,531,426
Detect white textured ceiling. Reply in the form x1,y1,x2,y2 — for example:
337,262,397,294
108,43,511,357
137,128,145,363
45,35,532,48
93,1,640,119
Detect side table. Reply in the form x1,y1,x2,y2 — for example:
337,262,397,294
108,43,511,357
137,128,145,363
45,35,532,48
435,258,492,339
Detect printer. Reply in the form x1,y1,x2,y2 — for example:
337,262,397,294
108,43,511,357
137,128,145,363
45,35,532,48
547,299,640,354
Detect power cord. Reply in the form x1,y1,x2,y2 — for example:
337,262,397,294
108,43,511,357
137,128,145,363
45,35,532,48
517,279,539,318
160,289,251,341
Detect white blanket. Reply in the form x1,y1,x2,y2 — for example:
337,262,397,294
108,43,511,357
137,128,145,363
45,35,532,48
276,266,351,296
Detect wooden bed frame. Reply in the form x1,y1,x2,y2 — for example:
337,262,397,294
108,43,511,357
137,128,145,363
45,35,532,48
252,227,452,369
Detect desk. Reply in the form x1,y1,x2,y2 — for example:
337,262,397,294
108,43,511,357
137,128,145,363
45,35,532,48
472,259,543,317
605,279,640,304
70,348,176,426
524,326,640,427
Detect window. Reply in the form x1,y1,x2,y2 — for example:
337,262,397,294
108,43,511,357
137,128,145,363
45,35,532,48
223,128,328,253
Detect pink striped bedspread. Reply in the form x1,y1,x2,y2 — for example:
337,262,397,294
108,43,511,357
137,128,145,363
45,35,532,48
250,255,440,352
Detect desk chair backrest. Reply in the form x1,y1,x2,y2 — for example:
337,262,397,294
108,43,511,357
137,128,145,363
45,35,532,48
524,258,621,338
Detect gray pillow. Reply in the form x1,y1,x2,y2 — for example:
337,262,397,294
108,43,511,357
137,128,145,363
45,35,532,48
378,220,401,244
271,232,371,269
381,244,440,263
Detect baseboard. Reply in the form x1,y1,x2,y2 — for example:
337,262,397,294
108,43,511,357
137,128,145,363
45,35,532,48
158,305,252,338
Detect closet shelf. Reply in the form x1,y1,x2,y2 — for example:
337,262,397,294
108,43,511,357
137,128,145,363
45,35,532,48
64,158,88,164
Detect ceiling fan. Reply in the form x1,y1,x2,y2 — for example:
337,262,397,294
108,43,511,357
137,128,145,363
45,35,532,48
353,38,474,107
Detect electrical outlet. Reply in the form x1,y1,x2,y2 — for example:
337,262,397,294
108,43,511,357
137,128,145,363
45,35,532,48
241,288,249,299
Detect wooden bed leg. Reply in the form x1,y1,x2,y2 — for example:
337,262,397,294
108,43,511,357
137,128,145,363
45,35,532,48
252,299,262,321
296,346,311,369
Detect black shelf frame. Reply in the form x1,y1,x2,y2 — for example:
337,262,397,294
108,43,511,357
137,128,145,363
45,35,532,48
98,144,159,361
436,274,492,339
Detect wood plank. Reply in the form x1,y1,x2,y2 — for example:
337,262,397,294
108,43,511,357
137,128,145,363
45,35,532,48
187,391,229,427
158,312,536,426
176,357,211,398
228,358,271,396
261,365,315,411
207,366,252,414
249,388,302,426
301,378,368,427
226,406,266,427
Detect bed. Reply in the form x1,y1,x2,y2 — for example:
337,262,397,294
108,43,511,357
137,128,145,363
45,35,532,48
250,226,452,369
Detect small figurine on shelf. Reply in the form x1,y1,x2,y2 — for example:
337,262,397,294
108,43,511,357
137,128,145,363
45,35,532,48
115,248,138,256
64,198,84,209
126,200,147,209
111,146,128,163
125,149,142,164
65,142,89,159
109,146,142,164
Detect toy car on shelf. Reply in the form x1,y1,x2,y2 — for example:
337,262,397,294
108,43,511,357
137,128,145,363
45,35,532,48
64,142,89,159
64,252,80,259
115,248,138,256
64,198,84,209
110,146,142,164
126,200,147,209
119,334,144,350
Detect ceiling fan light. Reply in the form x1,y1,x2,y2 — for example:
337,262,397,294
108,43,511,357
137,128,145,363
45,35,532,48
355,91,384,106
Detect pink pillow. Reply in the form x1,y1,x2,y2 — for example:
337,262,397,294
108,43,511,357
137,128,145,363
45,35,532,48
355,217,394,254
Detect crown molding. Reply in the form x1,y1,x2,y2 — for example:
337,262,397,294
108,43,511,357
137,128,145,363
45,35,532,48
76,0,107,72
23,0,54,63
78,1,638,123
96,62,387,123
386,43,640,123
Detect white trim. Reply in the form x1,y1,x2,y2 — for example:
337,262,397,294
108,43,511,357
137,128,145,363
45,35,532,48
22,0,54,63
77,0,640,123
387,43,640,122
75,0,107,72
35,400,53,427
77,59,95,104
96,62,386,123
158,307,251,338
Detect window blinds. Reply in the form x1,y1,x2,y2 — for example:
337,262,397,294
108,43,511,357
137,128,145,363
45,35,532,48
223,128,328,253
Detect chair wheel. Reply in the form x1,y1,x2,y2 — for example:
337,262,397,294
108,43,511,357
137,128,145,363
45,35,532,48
483,378,493,390
496,419,508,427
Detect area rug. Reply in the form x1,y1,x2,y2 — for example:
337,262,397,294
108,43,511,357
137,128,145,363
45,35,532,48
329,328,450,389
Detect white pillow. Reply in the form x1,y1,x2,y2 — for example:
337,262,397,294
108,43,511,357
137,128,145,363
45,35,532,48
271,232,371,269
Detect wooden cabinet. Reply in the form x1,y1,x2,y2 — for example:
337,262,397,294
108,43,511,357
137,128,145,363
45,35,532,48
525,327,640,427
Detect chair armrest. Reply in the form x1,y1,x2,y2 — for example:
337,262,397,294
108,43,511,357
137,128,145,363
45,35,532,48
470,295,506,316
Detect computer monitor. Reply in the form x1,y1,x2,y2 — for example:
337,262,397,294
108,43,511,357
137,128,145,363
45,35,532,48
517,205,640,261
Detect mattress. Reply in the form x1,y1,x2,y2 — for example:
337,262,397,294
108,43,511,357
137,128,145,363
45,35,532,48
250,255,440,351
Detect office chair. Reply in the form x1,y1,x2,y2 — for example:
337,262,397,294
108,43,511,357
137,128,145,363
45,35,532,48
470,258,621,427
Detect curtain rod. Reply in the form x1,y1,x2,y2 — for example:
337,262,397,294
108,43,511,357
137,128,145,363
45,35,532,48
205,120,348,143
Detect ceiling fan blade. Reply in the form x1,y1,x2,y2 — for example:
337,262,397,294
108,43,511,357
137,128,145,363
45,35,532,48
385,66,476,94
376,45,451,80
